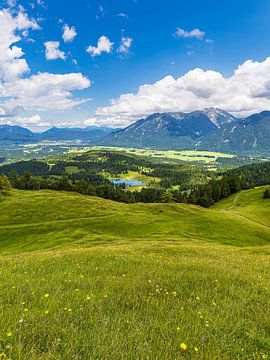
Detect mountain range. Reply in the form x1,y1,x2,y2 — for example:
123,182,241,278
1,108,270,155
0,125,116,142
99,109,270,155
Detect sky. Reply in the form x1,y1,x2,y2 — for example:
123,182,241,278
1,0,270,130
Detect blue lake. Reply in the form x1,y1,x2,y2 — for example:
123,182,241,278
112,179,145,187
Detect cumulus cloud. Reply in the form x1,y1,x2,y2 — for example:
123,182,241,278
2,72,91,111
84,115,126,128
62,24,77,43
117,37,133,55
12,114,43,126
44,41,66,60
94,57,270,127
0,8,40,80
87,36,114,56
174,27,205,39
0,7,91,124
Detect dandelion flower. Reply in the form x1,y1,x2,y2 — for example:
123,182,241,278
180,343,187,350
44,293,49,298
7,331,13,337
194,347,199,352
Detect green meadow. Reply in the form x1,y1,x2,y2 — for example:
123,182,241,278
89,146,235,163
0,187,269,359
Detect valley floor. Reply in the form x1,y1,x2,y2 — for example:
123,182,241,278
0,188,269,359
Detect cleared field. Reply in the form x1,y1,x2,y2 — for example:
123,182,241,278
116,170,160,183
0,188,269,359
85,146,235,163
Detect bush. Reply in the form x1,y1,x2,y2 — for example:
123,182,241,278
0,174,12,195
263,189,270,199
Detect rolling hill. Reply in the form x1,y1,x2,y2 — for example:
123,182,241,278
0,188,269,358
0,188,269,252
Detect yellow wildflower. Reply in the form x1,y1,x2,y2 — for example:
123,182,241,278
180,343,187,350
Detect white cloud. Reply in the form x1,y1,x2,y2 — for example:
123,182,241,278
0,7,91,127
84,117,102,127
94,57,270,127
174,28,205,39
0,108,6,116
6,0,16,8
117,37,133,55
87,36,114,57
116,13,129,19
44,41,66,60
2,72,91,111
84,115,126,128
0,8,39,80
62,24,77,43
13,114,43,126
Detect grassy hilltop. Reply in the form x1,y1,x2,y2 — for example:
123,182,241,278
0,187,269,359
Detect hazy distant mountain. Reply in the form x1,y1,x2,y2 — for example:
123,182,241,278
39,126,115,141
0,125,116,142
100,109,235,150
0,125,34,141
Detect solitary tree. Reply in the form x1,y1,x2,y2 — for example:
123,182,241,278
160,191,176,203
0,174,12,195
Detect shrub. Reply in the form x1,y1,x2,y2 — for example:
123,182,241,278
0,174,12,195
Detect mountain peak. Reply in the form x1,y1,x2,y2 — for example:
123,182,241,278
201,108,236,128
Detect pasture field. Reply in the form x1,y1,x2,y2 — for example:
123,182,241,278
0,188,269,359
87,146,235,163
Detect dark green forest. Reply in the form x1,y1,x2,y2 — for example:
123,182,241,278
1,150,270,206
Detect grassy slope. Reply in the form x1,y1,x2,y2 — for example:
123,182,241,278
0,189,270,252
0,189,269,359
213,185,270,227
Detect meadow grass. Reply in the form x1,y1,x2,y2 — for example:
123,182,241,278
213,186,270,226
0,189,269,359
88,146,235,163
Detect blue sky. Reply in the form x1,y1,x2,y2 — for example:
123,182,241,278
1,0,270,130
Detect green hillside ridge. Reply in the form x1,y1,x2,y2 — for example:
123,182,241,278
213,186,270,226
0,188,270,252
0,188,269,358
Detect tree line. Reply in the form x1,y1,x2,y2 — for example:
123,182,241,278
1,157,270,207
